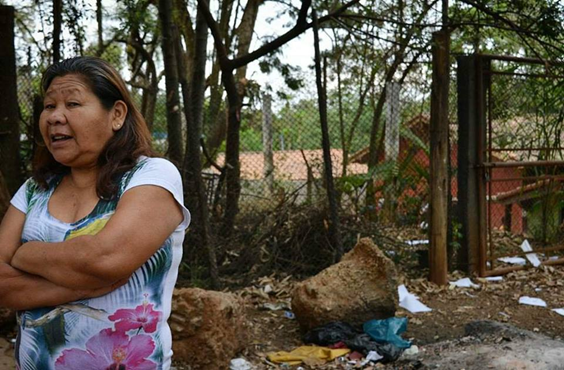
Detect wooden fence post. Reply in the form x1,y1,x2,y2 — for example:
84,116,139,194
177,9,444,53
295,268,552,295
429,30,450,285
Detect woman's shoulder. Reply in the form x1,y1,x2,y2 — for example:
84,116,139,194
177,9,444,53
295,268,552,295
119,156,181,194
130,156,180,177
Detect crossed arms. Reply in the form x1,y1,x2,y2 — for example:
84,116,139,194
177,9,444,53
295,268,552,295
0,185,183,311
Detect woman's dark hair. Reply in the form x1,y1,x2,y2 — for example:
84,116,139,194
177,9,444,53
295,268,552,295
34,56,156,199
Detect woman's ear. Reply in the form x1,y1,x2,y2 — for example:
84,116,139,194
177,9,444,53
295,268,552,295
112,101,128,131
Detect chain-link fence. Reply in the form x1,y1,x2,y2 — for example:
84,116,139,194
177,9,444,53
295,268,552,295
6,0,481,284
483,57,564,270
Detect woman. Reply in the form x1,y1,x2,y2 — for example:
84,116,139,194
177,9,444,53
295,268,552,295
0,56,190,369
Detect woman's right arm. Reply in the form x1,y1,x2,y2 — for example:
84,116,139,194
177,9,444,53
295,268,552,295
0,206,117,310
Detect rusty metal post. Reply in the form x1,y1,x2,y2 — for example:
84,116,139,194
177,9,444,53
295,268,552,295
429,31,450,285
476,56,490,276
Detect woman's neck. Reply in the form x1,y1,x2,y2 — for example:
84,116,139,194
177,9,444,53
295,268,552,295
68,167,99,191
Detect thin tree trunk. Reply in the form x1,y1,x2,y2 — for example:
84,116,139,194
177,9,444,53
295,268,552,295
0,170,10,220
233,0,263,82
176,6,220,289
158,0,184,165
198,0,359,236
366,0,437,209
0,6,22,195
53,0,62,63
204,0,234,157
313,9,343,261
96,0,103,56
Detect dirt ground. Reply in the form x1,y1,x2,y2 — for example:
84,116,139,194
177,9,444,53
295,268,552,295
226,264,564,369
1,265,563,369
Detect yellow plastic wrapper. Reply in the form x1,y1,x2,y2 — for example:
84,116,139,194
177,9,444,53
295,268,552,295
267,346,350,366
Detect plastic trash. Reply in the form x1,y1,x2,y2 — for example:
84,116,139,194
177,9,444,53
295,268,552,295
518,296,547,307
403,345,419,356
363,317,412,349
552,308,564,316
303,321,359,346
405,239,429,246
284,311,295,319
344,333,404,363
267,346,350,365
398,285,432,313
360,350,384,366
229,357,253,370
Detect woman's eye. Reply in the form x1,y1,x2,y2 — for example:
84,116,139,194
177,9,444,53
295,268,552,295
44,104,55,109
67,102,80,107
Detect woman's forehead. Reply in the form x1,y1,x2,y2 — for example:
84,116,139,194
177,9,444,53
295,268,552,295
45,74,91,97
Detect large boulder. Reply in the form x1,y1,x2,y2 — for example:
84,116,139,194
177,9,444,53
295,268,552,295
291,238,398,331
171,288,249,369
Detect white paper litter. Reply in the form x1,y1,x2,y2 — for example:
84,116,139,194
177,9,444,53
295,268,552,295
398,284,432,313
498,256,527,265
405,239,429,246
485,276,503,282
549,256,560,261
520,240,541,267
360,351,384,366
449,278,480,288
518,296,547,307
552,308,564,317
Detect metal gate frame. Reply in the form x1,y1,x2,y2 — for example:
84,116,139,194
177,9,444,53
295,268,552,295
457,54,564,277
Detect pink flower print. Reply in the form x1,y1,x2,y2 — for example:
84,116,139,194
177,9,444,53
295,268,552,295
55,328,156,370
109,301,162,334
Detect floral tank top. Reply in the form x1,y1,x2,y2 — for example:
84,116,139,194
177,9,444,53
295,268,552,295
9,157,190,370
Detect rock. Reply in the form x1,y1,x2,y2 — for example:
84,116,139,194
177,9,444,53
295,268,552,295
291,238,398,331
171,288,249,369
0,308,15,332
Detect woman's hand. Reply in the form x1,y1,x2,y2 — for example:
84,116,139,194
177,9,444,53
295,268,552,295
77,276,130,300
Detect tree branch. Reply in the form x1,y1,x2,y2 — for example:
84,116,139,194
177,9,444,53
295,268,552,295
230,0,360,69
458,0,564,57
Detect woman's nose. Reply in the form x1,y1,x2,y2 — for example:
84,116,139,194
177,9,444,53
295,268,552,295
46,107,67,125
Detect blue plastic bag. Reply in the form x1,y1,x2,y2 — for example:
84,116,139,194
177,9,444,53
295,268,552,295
363,317,411,349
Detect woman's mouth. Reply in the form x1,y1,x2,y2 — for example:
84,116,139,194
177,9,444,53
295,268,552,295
51,134,73,143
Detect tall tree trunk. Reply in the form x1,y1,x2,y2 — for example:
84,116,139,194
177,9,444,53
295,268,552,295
204,0,234,158
158,0,184,165
313,9,343,261
53,0,62,63
219,71,242,237
198,0,359,236
96,0,103,56
0,170,10,221
366,0,437,210
175,5,220,289
0,6,22,195
233,0,263,82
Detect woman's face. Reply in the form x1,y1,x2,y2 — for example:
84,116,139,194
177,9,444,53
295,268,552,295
40,74,126,169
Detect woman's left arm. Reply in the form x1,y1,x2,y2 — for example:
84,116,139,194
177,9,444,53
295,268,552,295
11,185,183,289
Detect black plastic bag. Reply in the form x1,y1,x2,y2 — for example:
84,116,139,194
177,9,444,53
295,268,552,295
345,334,404,363
303,321,360,346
